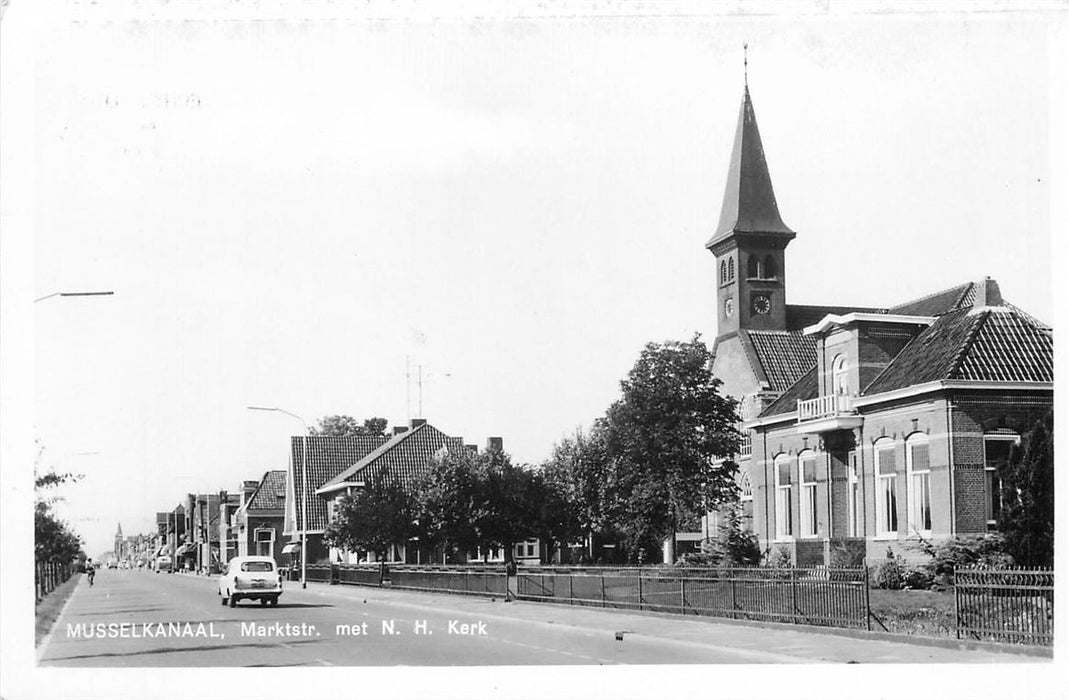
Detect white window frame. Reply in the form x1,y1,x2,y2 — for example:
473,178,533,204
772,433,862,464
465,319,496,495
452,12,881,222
832,354,849,396
983,434,1020,527
847,451,861,537
774,454,793,541
905,433,932,537
798,451,819,538
874,439,899,539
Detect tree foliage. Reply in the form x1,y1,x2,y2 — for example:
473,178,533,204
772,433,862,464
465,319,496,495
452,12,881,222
998,411,1054,568
312,415,388,437
323,473,417,559
34,442,84,565
600,335,740,561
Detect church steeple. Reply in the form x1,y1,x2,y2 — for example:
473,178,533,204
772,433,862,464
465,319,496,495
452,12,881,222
709,65,795,339
706,85,795,251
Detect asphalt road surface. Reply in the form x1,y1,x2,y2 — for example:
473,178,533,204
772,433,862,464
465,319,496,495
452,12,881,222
37,569,1040,667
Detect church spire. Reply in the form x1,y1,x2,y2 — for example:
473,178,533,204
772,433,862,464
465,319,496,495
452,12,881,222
705,72,795,252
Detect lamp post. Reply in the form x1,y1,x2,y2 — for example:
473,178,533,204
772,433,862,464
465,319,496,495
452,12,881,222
248,406,309,589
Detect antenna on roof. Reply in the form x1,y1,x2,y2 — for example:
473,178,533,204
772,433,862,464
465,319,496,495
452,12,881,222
743,42,749,90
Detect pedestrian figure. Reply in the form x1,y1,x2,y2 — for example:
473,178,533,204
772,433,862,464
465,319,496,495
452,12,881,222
85,559,95,587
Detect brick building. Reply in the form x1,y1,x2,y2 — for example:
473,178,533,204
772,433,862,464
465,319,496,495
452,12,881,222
703,84,1053,565
232,471,287,561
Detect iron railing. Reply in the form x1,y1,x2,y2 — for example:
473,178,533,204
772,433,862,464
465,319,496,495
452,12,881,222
389,567,508,597
516,566,871,629
955,566,1054,646
35,561,74,603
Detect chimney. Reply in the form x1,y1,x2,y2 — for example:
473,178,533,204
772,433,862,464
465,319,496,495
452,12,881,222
410,418,427,429
486,437,503,452
974,277,1003,309
392,425,407,435
241,480,259,505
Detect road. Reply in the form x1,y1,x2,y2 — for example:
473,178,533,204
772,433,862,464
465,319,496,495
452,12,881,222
37,568,1040,667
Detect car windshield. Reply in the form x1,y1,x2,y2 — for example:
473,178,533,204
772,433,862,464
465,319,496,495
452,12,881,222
240,561,274,572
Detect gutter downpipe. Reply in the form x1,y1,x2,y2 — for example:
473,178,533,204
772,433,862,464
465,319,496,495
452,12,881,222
946,399,956,537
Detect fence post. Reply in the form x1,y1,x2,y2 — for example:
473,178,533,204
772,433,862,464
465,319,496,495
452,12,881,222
864,565,871,631
568,574,573,605
638,572,643,610
730,570,737,620
954,566,961,640
791,568,798,624
680,578,686,615
601,574,606,608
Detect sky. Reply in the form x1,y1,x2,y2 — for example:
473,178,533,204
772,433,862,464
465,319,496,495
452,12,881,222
3,1,1062,560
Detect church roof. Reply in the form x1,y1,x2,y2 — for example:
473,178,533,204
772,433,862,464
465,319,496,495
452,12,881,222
888,282,976,317
705,88,795,251
741,330,817,392
317,423,468,494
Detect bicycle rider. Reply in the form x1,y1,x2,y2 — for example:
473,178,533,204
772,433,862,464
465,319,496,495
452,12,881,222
85,558,96,586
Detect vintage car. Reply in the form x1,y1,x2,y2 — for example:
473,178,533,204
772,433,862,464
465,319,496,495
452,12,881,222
154,556,173,573
218,555,283,607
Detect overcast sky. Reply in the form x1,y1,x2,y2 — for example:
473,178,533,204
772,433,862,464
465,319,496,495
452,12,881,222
4,2,1062,558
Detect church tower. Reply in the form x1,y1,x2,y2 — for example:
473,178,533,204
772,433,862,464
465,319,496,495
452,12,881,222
706,81,795,340
114,522,123,561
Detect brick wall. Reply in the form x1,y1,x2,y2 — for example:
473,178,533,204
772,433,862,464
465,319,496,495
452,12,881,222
795,539,825,567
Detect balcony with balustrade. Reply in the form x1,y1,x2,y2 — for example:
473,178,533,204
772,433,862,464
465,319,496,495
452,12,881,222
796,393,864,434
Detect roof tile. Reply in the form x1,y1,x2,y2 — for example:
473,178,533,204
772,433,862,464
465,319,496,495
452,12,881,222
290,435,389,532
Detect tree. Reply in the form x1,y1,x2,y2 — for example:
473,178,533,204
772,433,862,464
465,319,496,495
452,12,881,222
312,415,388,437
34,442,85,567
705,498,761,567
600,335,740,563
998,411,1054,568
539,427,609,559
412,449,483,558
323,472,417,561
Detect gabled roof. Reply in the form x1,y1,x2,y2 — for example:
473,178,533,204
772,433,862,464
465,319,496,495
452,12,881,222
290,434,390,533
785,304,885,332
317,423,468,494
706,87,795,250
245,470,287,513
760,365,819,417
742,330,817,393
889,282,976,317
864,305,1054,394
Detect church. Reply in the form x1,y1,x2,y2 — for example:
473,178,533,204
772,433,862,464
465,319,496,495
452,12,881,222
703,82,1053,565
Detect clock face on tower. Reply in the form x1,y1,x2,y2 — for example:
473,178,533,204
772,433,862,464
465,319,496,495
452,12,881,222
724,298,734,317
751,294,772,316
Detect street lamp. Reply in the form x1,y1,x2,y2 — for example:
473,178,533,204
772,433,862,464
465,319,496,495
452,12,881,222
248,406,309,589
35,290,114,303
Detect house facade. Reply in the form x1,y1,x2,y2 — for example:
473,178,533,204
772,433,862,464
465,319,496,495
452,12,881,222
233,471,288,561
701,84,1053,565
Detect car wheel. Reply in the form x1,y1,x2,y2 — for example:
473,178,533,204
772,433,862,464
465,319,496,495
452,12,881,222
228,592,237,608
221,596,228,606
260,598,267,606
270,597,279,607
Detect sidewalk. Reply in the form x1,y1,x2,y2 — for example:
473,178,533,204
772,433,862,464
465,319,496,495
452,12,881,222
292,578,1047,663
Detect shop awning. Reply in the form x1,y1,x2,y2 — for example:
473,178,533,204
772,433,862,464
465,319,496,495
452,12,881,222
175,543,195,556
281,543,300,554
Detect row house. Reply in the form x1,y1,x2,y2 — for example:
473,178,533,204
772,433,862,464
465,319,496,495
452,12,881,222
232,471,288,561
698,80,1053,565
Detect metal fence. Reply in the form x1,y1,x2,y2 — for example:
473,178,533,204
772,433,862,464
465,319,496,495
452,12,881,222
389,567,508,597
955,567,1054,646
516,566,871,629
35,560,74,603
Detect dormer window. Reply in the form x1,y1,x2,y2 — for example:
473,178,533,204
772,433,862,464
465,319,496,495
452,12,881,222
832,354,849,395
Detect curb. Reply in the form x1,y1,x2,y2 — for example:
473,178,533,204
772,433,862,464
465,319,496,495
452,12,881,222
35,575,82,662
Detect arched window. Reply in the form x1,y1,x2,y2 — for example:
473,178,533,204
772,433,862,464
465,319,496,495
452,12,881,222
774,454,793,539
747,255,760,279
798,450,818,538
906,433,931,535
728,256,735,281
832,354,849,396
764,254,777,279
720,260,727,285
739,470,753,501
983,433,1020,528
873,438,898,538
